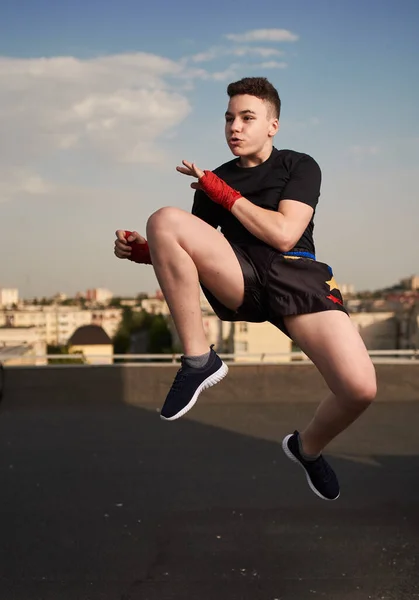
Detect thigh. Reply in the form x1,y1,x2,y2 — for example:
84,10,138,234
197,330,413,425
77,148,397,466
284,310,377,400
146,207,244,310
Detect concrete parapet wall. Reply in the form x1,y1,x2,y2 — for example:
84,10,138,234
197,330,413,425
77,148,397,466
1,363,418,410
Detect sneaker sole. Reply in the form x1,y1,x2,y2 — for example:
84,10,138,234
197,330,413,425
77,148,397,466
281,435,340,501
160,361,229,422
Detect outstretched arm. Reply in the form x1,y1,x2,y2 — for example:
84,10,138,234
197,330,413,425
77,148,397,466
177,157,320,253
231,198,313,253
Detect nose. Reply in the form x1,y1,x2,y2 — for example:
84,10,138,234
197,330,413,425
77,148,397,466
229,118,241,133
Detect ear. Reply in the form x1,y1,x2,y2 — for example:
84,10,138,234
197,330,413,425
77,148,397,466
268,118,279,137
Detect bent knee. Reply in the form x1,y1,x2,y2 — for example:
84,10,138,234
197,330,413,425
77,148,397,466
345,371,377,404
146,207,186,236
353,380,377,403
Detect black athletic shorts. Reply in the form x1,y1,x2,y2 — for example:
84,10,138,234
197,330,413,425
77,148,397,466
200,242,348,338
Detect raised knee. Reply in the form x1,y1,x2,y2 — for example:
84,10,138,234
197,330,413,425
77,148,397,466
348,374,377,404
146,206,184,237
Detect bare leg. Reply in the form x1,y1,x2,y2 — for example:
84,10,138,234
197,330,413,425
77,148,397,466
298,391,371,455
284,311,377,455
146,207,245,356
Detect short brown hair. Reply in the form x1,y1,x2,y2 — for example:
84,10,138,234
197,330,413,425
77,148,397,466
227,77,281,119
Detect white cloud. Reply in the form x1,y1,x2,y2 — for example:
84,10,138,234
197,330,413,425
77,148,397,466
190,45,283,63
0,54,193,168
176,63,240,82
191,49,220,63
0,52,203,202
225,29,299,43
210,64,241,81
257,61,288,69
350,145,380,156
0,42,293,205
282,117,320,131
0,168,53,203
232,46,283,58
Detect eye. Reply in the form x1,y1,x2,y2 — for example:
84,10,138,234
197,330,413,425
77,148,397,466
244,116,254,121
225,117,233,123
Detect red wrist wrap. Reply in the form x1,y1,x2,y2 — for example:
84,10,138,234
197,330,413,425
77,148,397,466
200,170,242,211
124,231,152,265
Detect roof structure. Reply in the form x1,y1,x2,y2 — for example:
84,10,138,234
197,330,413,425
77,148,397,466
68,325,112,346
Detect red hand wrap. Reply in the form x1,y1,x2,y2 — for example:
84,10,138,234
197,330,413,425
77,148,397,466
124,231,152,265
199,170,242,211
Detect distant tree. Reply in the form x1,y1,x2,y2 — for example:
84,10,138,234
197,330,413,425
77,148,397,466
120,306,133,329
109,297,123,307
47,345,84,364
132,310,154,331
40,297,53,306
112,309,173,357
147,314,173,353
62,298,78,306
112,331,131,355
136,292,148,303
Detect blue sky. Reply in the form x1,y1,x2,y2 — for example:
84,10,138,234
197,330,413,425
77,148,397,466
0,0,418,298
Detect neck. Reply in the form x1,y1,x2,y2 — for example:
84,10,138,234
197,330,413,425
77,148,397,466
237,142,273,168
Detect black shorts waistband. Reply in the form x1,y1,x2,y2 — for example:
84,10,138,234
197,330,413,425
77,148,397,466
282,250,316,260
230,242,316,261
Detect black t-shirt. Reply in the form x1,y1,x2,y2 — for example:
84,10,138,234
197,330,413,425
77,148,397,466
191,147,321,254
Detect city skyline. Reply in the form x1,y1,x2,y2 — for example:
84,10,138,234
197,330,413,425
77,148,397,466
2,270,418,303
0,0,418,297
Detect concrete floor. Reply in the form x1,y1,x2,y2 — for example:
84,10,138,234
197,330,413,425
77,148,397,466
0,400,418,599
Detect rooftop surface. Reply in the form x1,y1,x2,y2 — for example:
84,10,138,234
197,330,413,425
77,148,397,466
0,399,418,599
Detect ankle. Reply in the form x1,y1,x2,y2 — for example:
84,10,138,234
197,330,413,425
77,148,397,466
298,432,322,458
183,343,211,356
184,349,211,369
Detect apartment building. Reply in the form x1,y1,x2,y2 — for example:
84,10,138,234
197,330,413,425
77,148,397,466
169,313,293,362
68,325,113,365
85,288,113,304
140,290,214,318
0,326,47,365
0,288,19,308
400,275,419,291
140,297,171,316
0,306,123,346
350,312,398,349
233,320,292,362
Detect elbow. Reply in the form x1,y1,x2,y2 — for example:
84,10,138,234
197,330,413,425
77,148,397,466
276,238,295,253
274,221,295,253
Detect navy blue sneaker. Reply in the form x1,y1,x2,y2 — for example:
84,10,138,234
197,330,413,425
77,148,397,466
160,347,228,421
282,431,340,501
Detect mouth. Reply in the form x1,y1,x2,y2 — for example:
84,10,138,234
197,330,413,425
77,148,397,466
229,137,243,145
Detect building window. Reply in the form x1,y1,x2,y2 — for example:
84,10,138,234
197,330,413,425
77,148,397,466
239,322,248,333
235,341,248,352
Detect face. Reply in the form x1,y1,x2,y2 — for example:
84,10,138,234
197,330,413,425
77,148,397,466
225,94,279,159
